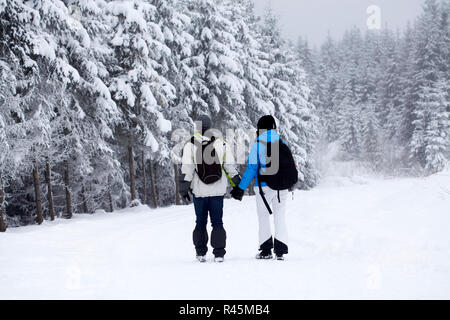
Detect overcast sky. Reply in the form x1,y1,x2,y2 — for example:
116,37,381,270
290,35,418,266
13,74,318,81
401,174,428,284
253,0,425,47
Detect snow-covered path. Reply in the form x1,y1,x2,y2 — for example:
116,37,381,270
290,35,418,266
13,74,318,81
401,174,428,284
1,173,449,299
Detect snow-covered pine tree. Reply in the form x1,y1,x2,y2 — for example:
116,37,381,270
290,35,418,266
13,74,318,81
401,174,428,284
335,96,363,161
410,0,448,171
411,80,449,173
225,0,274,128
142,0,197,206
374,29,405,169
107,0,174,205
184,0,247,132
395,22,418,168
314,34,340,143
258,7,318,188
360,104,382,169
62,0,126,212
0,0,66,223
296,36,315,79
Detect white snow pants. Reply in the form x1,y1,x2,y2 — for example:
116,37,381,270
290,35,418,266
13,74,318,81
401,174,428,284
254,186,289,254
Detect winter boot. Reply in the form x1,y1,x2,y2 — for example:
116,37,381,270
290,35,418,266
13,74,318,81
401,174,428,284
275,254,284,261
255,251,273,260
196,255,207,263
214,257,224,263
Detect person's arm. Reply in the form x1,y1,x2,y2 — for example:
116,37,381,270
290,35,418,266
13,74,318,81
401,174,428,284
238,142,259,191
230,142,259,201
222,141,240,187
179,142,195,201
181,141,195,181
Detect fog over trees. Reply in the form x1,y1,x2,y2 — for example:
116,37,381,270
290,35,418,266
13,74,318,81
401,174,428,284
299,0,449,175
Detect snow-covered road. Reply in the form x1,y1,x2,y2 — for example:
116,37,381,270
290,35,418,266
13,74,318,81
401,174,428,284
1,173,449,299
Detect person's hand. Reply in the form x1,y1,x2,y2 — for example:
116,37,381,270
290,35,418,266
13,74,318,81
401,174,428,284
231,175,241,187
180,190,191,202
179,180,191,202
230,187,244,201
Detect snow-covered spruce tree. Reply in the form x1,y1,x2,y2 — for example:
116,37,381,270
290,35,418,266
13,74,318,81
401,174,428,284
391,22,418,169
141,0,197,206
0,41,19,230
360,104,382,170
184,0,249,132
323,27,384,165
372,29,405,170
376,29,401,134
410,0,449,172
411,80,449,173
21,0,100,217
60,0,127,212
0,60,18,230
335,96,363,161
107,0,174,206
225,0,274,128
0,0,60,224
296,36,315,81
313,34,341,143
219,0,275,178
258,7,318,188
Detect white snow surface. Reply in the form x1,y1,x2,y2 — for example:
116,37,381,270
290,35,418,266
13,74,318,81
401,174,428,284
1,172,449,299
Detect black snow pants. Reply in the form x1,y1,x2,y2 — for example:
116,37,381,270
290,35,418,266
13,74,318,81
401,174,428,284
192,195,226,258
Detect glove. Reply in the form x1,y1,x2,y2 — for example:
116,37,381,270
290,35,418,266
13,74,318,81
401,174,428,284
179,181,191,202
231,175,241,188
179,174,192,202
230,187,244,201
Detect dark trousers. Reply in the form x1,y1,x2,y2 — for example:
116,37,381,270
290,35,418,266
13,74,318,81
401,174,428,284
192,196,226,258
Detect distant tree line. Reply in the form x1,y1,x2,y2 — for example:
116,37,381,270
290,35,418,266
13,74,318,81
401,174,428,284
297,0,449,174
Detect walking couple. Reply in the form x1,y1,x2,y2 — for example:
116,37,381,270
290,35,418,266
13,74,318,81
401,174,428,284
178,115,298,263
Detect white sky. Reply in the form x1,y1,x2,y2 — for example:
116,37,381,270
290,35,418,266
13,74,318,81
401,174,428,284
253,0,425,47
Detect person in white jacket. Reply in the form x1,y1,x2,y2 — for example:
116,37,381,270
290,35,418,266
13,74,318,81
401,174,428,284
179,115,240,263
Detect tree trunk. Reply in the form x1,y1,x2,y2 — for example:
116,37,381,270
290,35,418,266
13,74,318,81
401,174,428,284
45,160,55,221
128,145,136,201
0,172,6,232
149,159,158,208
33,161,44,225
64,160,73,219
154,162,160,206
81,184,88,213
108,191,114,213
141,151,147,205
174,163,181,205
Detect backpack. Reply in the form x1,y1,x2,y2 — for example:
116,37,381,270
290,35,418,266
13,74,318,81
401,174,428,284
258,140,298,190
257,138,298,214
191,136,222,185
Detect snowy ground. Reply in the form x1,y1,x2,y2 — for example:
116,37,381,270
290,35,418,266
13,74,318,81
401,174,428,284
1,172,449,299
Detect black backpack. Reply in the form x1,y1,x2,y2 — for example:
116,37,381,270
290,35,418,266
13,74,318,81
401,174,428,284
191,136,222,184
257,138,298,214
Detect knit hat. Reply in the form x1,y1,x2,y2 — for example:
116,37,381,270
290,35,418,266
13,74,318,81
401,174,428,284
196,114,212,135
257,115,277,130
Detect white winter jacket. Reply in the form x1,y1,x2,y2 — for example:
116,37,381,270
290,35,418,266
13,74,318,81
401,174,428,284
181,134,238,198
